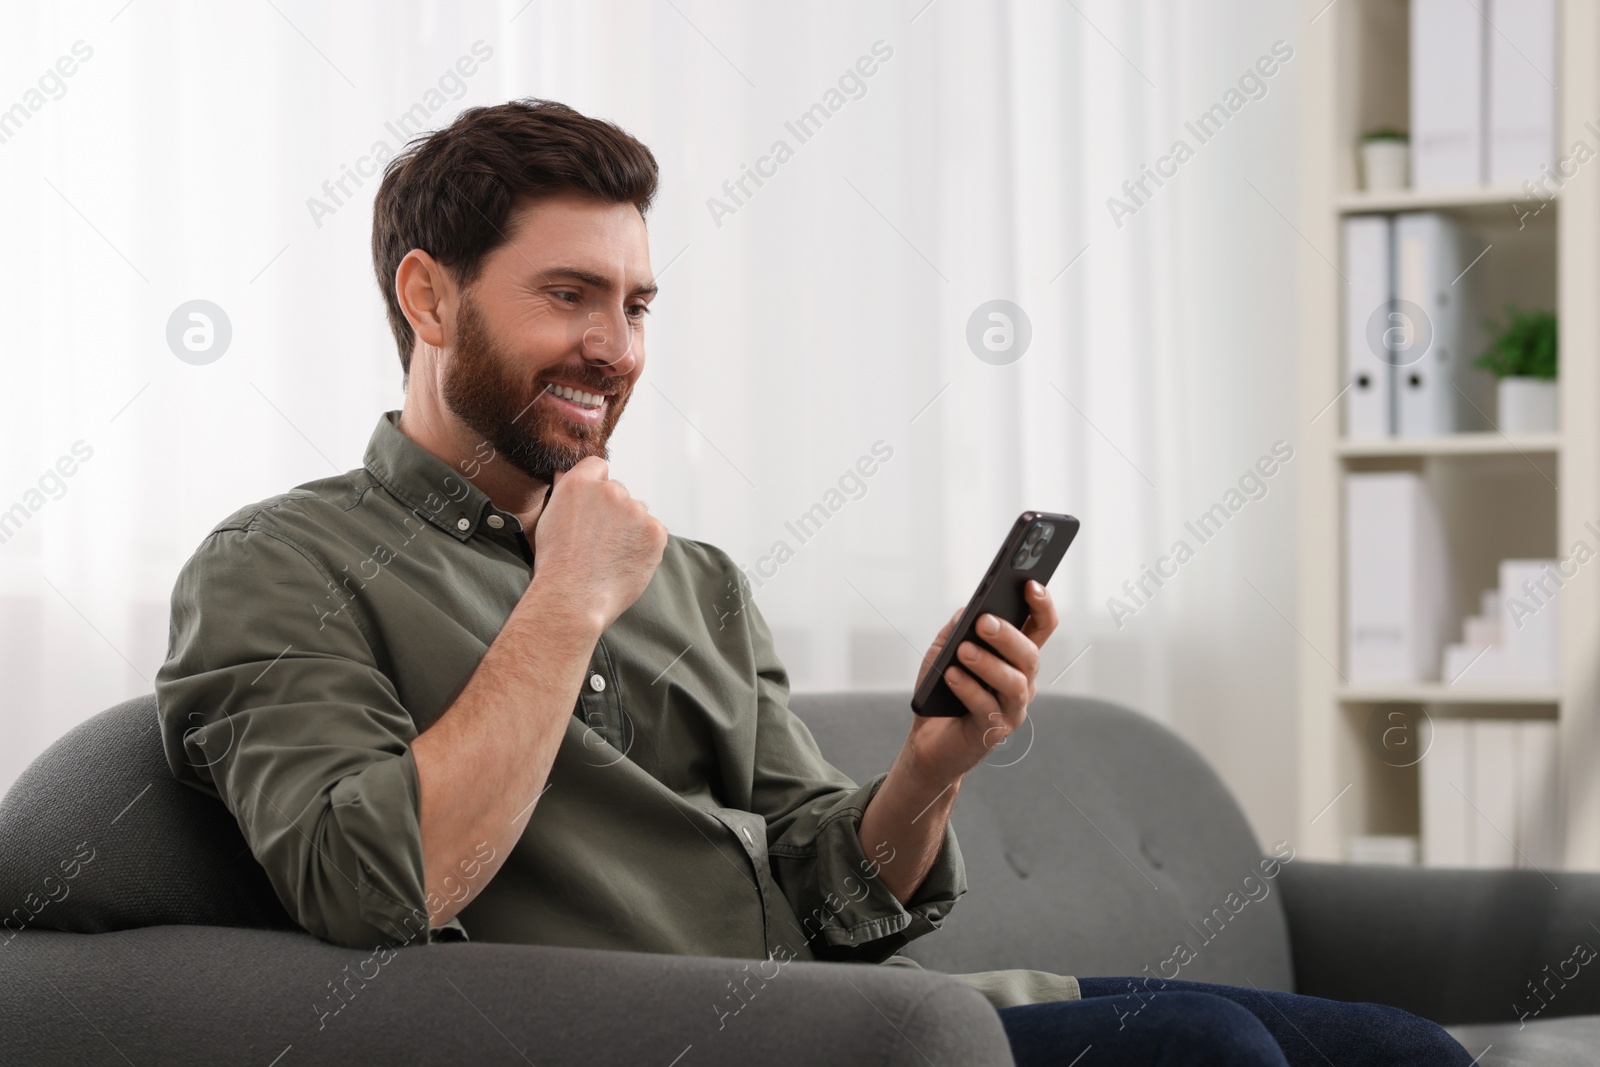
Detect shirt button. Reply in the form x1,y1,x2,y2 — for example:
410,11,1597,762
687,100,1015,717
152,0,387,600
486,514,505,529
589,673,606,692
456,517,470,532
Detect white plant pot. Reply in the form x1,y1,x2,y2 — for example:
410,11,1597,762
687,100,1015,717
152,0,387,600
1360,140,1409,191
1497,377,1559,434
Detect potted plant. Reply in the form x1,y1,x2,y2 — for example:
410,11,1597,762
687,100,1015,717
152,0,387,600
1476,305,1558,434
1359,129,1409,191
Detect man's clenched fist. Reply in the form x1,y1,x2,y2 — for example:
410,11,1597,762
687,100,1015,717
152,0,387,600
523,456,667,634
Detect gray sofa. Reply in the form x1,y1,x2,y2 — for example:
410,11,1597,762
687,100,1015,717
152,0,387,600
2,691,1596,1066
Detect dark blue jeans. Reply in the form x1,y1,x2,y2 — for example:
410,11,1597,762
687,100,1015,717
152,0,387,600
997,976,1473,1066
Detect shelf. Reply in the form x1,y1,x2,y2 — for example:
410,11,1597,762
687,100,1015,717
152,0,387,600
1338,684,1560,705
1336,185,1551,217
1337,432,1560,458
1297,0,1600,869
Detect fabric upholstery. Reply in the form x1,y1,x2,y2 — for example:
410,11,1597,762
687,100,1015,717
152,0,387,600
789,691,1296,990
0,694,292,934
4,688,1298,996
7,687,1599,1066
1449,1015,1600,1066
1280,860,1600,1025
1,925,1011,1067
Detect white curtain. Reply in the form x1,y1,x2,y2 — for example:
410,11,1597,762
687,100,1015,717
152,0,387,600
0,0,1303,846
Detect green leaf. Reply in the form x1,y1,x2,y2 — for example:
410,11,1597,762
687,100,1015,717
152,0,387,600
1474,305,1558,379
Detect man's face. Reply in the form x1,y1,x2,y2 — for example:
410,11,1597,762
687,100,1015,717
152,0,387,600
440,192,655,483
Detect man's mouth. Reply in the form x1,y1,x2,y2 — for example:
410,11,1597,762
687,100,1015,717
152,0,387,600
547,383,607,408
540,382,611,424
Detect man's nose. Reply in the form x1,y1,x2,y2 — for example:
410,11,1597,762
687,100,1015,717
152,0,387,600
579,307,638,376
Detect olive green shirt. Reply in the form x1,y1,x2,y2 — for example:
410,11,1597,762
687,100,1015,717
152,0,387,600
154,410,1078,1009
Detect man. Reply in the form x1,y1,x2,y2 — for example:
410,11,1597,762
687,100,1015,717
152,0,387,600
156,99,1470,1066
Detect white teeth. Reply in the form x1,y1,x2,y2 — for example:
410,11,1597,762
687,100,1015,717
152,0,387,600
551,385,604,409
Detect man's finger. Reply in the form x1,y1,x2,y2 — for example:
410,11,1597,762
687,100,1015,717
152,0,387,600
953,639,1030,713
924,608,962,654
942,663,1002,721
1020,581,1059,645
966,614,1043,681
919,608,969,687
571,455,609,480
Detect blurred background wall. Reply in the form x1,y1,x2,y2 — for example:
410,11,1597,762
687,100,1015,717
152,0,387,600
0,0,1302,847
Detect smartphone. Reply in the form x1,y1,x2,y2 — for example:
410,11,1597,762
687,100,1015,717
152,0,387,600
910,511,1079,717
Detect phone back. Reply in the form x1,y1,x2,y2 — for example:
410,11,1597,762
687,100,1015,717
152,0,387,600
911,512,1078,716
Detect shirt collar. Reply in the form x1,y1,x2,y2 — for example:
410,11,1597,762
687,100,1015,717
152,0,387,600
362,409,496,542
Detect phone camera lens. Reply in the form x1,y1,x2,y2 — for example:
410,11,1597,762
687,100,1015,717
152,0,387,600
1012,548,1031,568
1024,526,1042,547
1039,524,1054,541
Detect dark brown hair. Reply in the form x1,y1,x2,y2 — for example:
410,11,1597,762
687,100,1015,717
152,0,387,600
371,98,659,377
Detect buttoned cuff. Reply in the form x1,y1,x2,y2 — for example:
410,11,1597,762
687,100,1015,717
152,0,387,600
317,748,463,950
784,771,967,963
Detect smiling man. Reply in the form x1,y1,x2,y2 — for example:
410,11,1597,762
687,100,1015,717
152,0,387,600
154,100,1470,1067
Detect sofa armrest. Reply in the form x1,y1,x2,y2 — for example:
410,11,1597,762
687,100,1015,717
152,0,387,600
1279,861,1600,1026
0,926,1013,1067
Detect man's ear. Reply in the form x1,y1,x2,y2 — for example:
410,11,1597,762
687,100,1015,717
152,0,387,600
395,249,454,350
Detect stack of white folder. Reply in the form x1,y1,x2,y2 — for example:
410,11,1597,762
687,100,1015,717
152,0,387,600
1440,560,1560,684
1421,718,1561,868
1411,0,1556,188
1341,212,1492,439
1345,474,1561,686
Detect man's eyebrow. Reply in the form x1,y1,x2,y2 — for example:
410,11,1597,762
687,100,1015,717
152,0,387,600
535,266,658,298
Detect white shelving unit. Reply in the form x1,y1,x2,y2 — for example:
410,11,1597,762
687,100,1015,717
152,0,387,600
1295,0,1600,867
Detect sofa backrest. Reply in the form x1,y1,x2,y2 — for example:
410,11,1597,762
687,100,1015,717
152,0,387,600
790,692,1295,990
0,694,294,937
1,690,1295,993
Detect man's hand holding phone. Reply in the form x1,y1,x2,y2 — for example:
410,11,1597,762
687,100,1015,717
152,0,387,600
904,581,1059,788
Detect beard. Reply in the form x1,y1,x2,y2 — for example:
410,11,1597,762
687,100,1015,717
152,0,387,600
441,291,633,484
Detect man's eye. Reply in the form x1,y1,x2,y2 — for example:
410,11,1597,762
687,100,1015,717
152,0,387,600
627,304,651,319
554,292,580,304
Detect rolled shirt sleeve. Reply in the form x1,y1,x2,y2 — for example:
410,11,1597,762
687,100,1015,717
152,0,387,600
734,565,967,963
155,524,463,949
